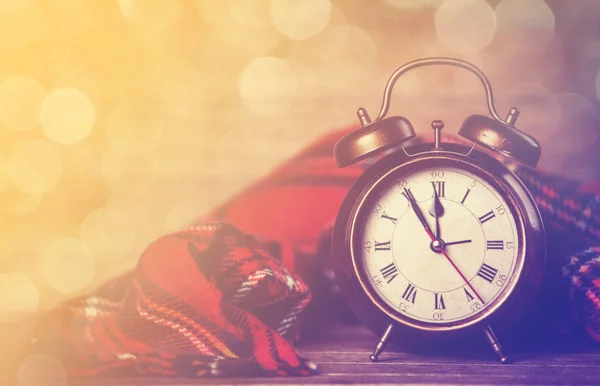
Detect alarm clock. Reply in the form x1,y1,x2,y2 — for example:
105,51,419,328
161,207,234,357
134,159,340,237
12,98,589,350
331,57,546,363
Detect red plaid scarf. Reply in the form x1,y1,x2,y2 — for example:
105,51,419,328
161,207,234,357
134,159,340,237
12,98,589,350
17,127,600,380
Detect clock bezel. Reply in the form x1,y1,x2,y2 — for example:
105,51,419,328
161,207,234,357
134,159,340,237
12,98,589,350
332,143,546,342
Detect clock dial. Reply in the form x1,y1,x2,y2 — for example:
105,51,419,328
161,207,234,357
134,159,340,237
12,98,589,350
360,166,519,324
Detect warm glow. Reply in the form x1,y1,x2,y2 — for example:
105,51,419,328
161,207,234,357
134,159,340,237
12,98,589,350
506,82,561,143
0,0,42,48
303,24,378,95
435,0,496,54
238,56,299,116
0,0,594,361
229,0,271,30
18,354,67,385
270,0,332,40
41,238,95,294
0,186,42,216
79,206,136,263
554,93,599,154
119,0,183,27
8,139,62,195
0,272,39,320
40,87,96,145
105,103,162,156
495,0,555,53
382,0,442,9
0,76,47,132
0,152,8,194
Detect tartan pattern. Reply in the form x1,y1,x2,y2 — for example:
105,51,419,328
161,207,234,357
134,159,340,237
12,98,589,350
22,128,600,379
27,223,314,378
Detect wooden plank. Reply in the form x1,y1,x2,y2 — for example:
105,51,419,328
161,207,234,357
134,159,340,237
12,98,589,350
60,325,600,385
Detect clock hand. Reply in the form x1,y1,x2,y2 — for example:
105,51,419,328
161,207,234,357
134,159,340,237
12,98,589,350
428,182,445,240
444,239,472,246
403,187,434,239
440,247,485,304
404,188,484,303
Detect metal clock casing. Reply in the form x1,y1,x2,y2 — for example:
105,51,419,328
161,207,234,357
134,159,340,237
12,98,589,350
331,142,546,354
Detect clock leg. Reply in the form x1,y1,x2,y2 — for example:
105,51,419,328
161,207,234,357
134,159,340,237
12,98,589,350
369,324,394,362
484,326,509,364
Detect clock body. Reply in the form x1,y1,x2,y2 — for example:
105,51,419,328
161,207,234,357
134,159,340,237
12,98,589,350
332,142,546,345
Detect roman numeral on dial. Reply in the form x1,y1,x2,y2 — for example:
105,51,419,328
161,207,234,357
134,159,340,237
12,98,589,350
478,210,496,224
380,263,398,283
381,212,397,224
402,283,417,303
434,293,446,309
460,188,471,204
477,263,498,283
401,188,416,204
464,287,475,302
487,240,504,250
374,241,391,251
431,181,446,197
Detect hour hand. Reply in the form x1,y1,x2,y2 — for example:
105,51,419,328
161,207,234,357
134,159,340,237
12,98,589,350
429,182,445,239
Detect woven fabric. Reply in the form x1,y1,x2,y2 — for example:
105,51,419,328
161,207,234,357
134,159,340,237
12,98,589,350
27,223,314,378
22,127,600,379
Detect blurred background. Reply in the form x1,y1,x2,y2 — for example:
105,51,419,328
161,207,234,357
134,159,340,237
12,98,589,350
0,0,599,322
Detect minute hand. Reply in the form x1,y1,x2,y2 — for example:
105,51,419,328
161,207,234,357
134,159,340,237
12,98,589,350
403,188,434,238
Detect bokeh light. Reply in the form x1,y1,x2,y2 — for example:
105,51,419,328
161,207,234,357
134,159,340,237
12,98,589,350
506,82,562,143
79,206,135,263
8,139,62,195
0,152,9,194
382,0,442,10
0,0,43,48
552,93,599,154
270,0,332,40
495,0,555,54
0,186,43,216
105,103,163,157
41,238,95,294
196,0,282,57
0,0,597,366
0,272,39,321
118,0,183,27
434,0,496,54
0,76,47,131
300,24,378,95
40,87,96,145
229,0,271,30
238,56,299,116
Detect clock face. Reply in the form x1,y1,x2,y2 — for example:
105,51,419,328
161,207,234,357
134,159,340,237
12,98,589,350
357,164,521,325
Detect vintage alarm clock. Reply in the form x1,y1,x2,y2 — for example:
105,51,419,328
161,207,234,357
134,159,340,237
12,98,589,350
331,57,546,363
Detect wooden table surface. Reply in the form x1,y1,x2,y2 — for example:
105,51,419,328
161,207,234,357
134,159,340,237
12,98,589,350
59,324,600,386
